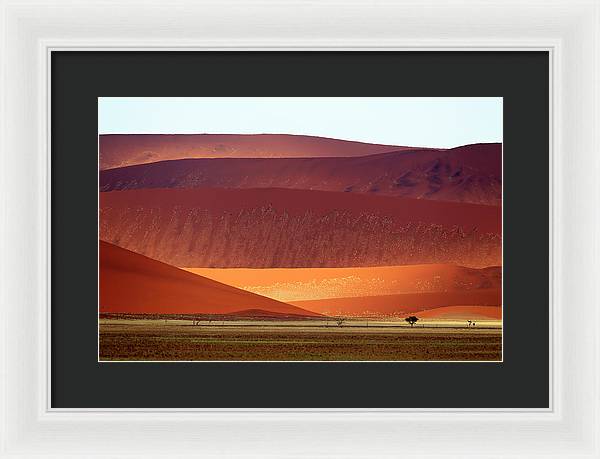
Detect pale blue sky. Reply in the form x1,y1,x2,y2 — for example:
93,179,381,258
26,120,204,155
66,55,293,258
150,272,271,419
98,97,502,148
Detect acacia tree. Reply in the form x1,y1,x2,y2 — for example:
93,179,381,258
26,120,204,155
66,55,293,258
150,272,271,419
336,317,346,327
405,316,419,327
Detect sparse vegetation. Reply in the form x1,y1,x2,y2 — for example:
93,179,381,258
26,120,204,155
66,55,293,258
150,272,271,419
405,316,419,327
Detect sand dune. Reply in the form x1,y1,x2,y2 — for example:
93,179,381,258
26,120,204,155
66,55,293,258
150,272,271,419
413,305,502,320
100,143,501,205
100,187,501,268
290,289,501,316
184,265,502,302
99,240,320,316
99,133,406,169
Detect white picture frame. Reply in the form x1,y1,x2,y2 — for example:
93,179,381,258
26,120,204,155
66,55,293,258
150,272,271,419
1,0,598,457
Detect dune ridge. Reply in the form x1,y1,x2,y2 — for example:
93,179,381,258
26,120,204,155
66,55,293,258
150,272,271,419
290,289,501,316
412,305,502,320
99,133,407,169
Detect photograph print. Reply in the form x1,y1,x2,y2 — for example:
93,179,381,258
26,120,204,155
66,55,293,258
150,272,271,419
98,97,502,361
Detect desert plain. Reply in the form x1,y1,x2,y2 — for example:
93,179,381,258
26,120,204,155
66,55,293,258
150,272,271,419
99,317,501,361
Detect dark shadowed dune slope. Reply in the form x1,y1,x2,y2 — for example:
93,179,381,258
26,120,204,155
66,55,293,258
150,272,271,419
100,142,501,205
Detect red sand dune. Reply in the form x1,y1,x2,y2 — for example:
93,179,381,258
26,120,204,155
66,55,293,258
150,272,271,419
100,187,502,268
100,143,501,205
413,305,502,320
99,134,407,170
99,240,320,316
290,289,501,316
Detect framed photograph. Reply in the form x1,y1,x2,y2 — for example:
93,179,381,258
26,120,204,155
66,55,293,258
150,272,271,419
1,1,599,458
98,96,503,363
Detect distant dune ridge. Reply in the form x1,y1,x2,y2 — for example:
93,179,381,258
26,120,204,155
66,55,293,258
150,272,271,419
99,240,321,316
99,134,408,170
290,289,501,316
100,187,501,269
100,142,501,205
413,305,502,320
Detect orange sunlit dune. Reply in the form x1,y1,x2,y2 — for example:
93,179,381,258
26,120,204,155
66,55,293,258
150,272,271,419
183,264,501,302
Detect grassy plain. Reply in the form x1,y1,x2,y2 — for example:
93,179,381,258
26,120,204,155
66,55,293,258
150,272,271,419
99,318,502,362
